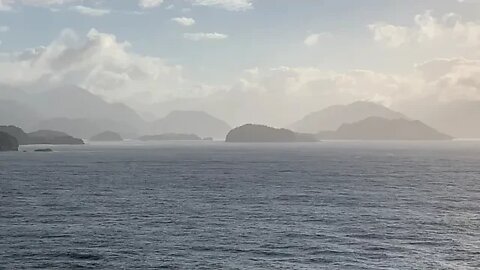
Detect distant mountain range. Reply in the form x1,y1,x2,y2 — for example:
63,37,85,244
3,84,480,139
318,117,452,140
0,85,231,139
151,111,231,139
290,101,407,133
0,85,145,138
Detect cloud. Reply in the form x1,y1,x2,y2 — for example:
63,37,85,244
0,25,9,32
159,56,480,127
0,0,12,11
304,33,331,47
184,32,228,41
415,58,480,101
368,23,410,47
71,5,110,16
139,0,163,9
191,0,253,11
0,0,85,10
0,28,185,104
172,17,195,26
369,10,480,49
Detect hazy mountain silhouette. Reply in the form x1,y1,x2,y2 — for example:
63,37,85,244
0,99,41,129
151,111,231,139
402,100,480,139
35,118,139,139
139,133,202,141
0,84,30,101
28,86,143,123
28,130,84,145
0,132,19,151
318,117,452,140
226,124,318,143
0,85,146,138
291,101,406,133
90,131,123,142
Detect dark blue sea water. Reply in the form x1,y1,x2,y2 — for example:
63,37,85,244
1,141,480,269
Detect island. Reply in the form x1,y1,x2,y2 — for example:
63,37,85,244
225,124,318,143
0,131,19,151
317,117,453,140
90,131,123,142
138,133,202,141
0,125,30,145
34,148,53,152
27,130,85,145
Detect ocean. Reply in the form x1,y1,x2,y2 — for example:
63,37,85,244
1,141,479,269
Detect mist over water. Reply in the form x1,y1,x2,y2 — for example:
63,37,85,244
1,142,479,269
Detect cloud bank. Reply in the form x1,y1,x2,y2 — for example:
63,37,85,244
0,29,185,105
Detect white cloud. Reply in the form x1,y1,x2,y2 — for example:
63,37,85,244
191,0,253,11
368,23,410,47
168,57,480,126
172,17,195,26
139,0,163,9
369,11,480,49
304,33,330,47
0,0,84,10
71,5,110,16
0,28,185,104
415,58,480,101
184,32,228,41
0,25,9,32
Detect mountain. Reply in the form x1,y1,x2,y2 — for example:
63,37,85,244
27,130,84,145
0,132,19,151
0,125,30,145
151,111,231,139
226,124,318,143
34,118,137,139
0,99,41,129
318,117,452,140
291,101,406,133
90,131,123,142
0,85,147,138
402,100,480,139
138,133,202,141
27,86,143,123
0,125,84,145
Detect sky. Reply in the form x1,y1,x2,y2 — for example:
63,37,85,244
1,0,480,125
